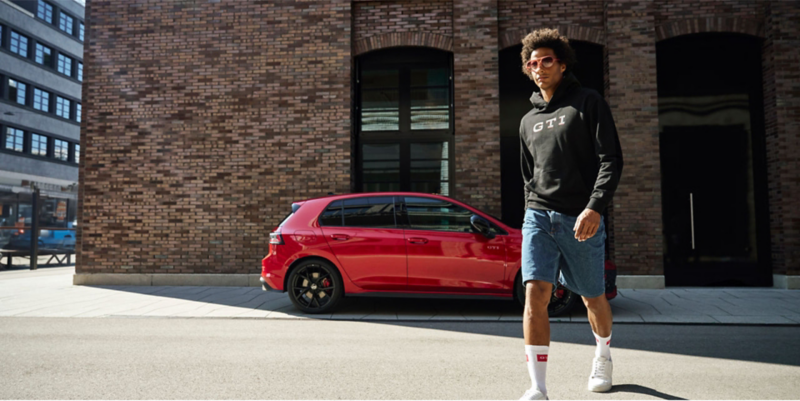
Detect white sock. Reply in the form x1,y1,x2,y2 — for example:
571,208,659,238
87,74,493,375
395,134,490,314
594,331,612,360
525,345,548,395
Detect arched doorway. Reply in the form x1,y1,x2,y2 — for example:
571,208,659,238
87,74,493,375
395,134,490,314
657,33,771,286
499,40,604,228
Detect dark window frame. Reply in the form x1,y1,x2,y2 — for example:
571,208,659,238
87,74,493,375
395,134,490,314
58,11,74,35
356,48,455,196
4,126,25,153
30,132,48,157
37,0,54,24
35,42,53,67
55,96,71,119
57,53,72,77
33,87,50,112
53,138,68,161
8,78,27,106
10,30,29,58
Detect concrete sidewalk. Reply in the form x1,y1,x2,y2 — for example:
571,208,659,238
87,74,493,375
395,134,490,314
1,266,799,324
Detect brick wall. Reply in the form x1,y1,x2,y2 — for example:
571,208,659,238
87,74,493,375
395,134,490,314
763,1,800,275
605,0,664,275
354,0,452,43
79,0,799,278
78,0,351,274
353,0,453,54
452,0,502,217
498,0,605,48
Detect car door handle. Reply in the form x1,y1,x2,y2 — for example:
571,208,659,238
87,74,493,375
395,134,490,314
408,237,428,244
330,234,350,241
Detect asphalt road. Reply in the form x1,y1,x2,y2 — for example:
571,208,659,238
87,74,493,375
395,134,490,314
1,317,799,400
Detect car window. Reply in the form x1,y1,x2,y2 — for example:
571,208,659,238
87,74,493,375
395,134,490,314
404,196,472,232
342,196,396,228
319,200,343,226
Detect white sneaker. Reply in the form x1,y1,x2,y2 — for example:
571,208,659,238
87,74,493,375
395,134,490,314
519,387,548,400
588,356,613,392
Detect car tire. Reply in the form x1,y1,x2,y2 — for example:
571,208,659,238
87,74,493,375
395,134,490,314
287,259,343,314
547,284,579,317
514,271,580,317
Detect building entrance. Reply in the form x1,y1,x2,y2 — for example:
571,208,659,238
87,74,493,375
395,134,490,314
657,33,771,286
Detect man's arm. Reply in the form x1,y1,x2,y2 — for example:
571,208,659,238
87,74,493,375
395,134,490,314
574,96,624,242
586,96,624,214
520,121,535,211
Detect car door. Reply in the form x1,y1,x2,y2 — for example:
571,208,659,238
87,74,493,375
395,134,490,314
401,196,506,294
319,196,407,291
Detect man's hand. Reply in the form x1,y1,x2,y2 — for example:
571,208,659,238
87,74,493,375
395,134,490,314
573,209,601,242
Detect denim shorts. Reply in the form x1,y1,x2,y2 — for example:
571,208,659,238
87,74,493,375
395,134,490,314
521,208,606,298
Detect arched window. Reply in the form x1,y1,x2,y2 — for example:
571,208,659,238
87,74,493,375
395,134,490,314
356,47,454,195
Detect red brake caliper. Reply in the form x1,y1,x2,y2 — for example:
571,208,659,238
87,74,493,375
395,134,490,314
555,289,565,299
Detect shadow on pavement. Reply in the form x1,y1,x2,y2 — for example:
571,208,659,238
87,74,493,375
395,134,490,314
610,384,686,400
91,286,800,368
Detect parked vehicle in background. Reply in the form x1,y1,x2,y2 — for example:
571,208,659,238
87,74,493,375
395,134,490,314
261,192,617,315
5,229,75,250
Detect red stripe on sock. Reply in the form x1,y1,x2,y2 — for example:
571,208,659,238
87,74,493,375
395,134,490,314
537,354,548,362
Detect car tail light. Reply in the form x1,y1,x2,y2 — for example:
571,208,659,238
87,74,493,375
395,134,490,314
270,232,284,245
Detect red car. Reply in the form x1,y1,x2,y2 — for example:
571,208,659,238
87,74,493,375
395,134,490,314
261,192,616,315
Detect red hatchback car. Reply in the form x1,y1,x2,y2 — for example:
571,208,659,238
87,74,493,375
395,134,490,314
261,192,616,315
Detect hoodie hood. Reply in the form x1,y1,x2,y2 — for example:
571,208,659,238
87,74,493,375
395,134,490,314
529,73,582,110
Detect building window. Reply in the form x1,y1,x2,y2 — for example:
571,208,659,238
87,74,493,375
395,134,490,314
5,128,24,153
74,144,80,164
10,31,28,58
35,43,52,67
57,54,72,77
56,97,71,119
31,134,47,156
357,48,454,195
54,139,68,161
76,103,82,123
79,22,84,41
33,88,50,112
59,13,74,35
9,79,26,105
37,1,54,24
77,62,83,82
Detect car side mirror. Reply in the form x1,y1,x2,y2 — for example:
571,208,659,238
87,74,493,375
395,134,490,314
470,215,495,239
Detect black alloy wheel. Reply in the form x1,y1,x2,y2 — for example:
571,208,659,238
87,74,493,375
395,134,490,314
547,284,579,317
287,260,343,314
515,272,580,317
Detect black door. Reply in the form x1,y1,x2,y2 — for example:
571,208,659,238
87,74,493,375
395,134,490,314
660,125,770,286
657,33,771,287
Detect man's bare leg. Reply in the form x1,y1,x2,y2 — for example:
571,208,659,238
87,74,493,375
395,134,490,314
524,280,553,345
583,294,612,338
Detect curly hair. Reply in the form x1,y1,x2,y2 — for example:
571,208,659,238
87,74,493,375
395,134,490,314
520,28,577,80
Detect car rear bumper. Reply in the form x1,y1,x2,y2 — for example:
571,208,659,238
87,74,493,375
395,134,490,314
260,276,279,292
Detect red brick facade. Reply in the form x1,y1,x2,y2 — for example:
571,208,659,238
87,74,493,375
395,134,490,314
79,0,800,279
79,0,352,274
762,1,800,276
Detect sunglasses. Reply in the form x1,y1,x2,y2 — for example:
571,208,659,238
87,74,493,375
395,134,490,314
526,56,560,71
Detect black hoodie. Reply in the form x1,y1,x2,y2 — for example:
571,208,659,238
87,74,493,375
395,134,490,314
519,73,623,217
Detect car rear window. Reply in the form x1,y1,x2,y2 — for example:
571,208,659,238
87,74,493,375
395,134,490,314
319,200,343,226
318,197,396,228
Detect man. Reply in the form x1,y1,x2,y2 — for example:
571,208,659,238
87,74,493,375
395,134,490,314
517,29,623,400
